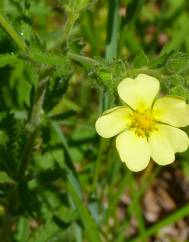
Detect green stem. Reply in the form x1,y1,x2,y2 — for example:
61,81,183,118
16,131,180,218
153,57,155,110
68,53,166,80
0,14,27,52
128,172,146,238
66,179,102,242
92,0,121,194
91,138,110,192
68,52,99,68
1,70,50,241
63,12,78,41
105,0,120,61
18,68,51,178
129,204,189,242
0,10,50,183
104,0,120,108
52,121,101,241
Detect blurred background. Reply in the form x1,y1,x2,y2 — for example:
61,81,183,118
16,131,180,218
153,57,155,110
1,0,189,242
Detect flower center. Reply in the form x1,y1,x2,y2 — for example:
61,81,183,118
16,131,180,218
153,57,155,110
130,111,156,137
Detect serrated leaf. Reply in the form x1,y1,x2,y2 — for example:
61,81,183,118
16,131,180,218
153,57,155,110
4,113,22,169
0,53,18,67
30,50,70,66
169,86,189,100
0,171,14,184
132,51,149,67
165,52,189,74
54,206,79,226
150,50,173,68
28,220,59,242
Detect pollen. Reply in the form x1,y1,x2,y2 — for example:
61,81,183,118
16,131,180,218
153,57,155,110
130,111,156,137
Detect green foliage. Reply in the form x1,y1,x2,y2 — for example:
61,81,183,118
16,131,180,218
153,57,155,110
30,51,71,68
0,171,14,184
28,220,59,242
0,1,189,242
0,53,18,67
132,51,149,68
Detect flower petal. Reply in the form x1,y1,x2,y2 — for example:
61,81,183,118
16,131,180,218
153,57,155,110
116,130,150,172
148,124,189,165
153,96,189,127
95,106,132,138
117,74,159,111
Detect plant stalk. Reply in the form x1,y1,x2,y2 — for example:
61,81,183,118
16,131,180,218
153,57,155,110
0,14,27,53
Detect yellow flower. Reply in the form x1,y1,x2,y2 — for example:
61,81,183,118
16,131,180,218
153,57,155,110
95,74,189,172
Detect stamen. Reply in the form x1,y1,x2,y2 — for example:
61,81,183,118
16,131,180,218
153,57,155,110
130,111,156,137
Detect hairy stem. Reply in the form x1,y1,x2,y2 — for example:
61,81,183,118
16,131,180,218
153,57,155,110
0,14,51,241
0,14,27,52
18,68,51,178
92,0,120,194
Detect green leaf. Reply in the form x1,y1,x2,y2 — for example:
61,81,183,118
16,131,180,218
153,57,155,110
123,27,142,55
51,122,101,242
130,204,189,242
66,179,102,242
14,217,29,242
54,206,79,225
165,52,189,74
0,53,18,67
106,0,120,62
30,50,70,67
28,220,59,242
169,85,189,100
125,0,145,24
132,51,149,67
0,171,14,184
150,50,173,68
